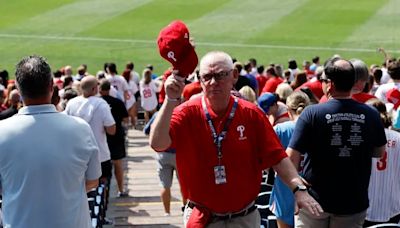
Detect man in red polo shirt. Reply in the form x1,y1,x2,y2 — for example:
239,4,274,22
150,51,322,227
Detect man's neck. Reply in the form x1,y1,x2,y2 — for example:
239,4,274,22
23,98,51,106
83,93,94,98
206,95,230,117
329,91,352,99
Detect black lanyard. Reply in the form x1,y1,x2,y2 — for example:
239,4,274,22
202,96,238,165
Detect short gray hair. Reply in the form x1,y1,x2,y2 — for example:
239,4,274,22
350,59,369,82
199,51,234,74
15,55,52,99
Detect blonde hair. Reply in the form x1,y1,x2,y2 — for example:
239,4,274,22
286,91,310,116
275,83,293,103
239,86,256,103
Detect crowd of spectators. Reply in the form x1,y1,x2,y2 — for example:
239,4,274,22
1,51,400,227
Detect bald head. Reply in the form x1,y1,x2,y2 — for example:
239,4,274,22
9,89,20,104
324,58,355,92
199,51,234,76
80,76,98,96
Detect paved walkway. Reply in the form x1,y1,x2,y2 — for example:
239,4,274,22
105,129,184,227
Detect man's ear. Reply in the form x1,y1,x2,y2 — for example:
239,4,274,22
353,80,366,91
327,81,334,94
232,68,239,85
49,80,54,94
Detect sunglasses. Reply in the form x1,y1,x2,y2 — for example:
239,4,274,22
200,70,232,82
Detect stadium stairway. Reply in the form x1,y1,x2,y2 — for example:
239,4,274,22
104,128,183,227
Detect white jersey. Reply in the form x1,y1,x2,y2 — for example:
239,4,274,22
106,74,129,102
367,128,400,222
139,80,158,111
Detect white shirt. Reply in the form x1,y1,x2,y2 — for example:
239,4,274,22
130,71,140,87
288,68,299,83
125,80,139,109
106,74,129,102
380,67,391,84
374,82,400,103
64,96,115,162
139,80,158,111
367,128,400,222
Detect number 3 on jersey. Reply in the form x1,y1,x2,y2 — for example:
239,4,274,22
376,151,388,171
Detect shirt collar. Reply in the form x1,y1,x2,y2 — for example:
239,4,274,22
18,104,57,115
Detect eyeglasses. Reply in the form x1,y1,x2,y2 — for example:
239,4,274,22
200,70,232,82
320,78,331,83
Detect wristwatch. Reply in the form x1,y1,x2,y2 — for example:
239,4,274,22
293,184,307,194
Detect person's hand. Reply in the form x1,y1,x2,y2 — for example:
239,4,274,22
164,72,185,100
294,191,323,216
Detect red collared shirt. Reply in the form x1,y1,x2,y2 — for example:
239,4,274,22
166,96,286,213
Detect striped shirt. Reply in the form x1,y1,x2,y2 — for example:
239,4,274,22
367,128,400,222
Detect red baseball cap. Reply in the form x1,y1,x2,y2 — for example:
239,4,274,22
157,20,198,77
386,88,400,110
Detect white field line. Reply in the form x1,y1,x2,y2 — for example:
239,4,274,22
0,33,399,54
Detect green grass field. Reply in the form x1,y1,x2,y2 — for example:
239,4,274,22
0,0,399,77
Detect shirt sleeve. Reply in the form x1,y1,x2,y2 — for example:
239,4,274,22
100,102,115,127
151,81,158,93
374,86,385,102
255,109,287,169
64,102,71,115
371,108,387,147
168,104,188,150
288,107,312,154
122,77,129,92
84,125,101,180
131,81,139,95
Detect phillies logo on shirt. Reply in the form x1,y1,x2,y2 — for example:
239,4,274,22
237,125,247,140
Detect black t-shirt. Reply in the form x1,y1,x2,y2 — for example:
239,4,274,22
234,75,251,91
289,99,387,214
0,106,18,120
102,95,129,145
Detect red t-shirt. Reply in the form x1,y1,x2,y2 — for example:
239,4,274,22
182,81,202,101
319,95,328,103
296,80,324,99
167,96,286,213
256,76,269,96
351,92,376,103
262,77,283,94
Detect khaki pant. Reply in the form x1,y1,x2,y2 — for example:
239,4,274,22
183,204,260,228
295,209,366,228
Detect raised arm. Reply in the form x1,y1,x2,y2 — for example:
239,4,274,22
149,75,185,151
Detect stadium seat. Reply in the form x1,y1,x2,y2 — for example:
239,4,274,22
260,215,278,228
